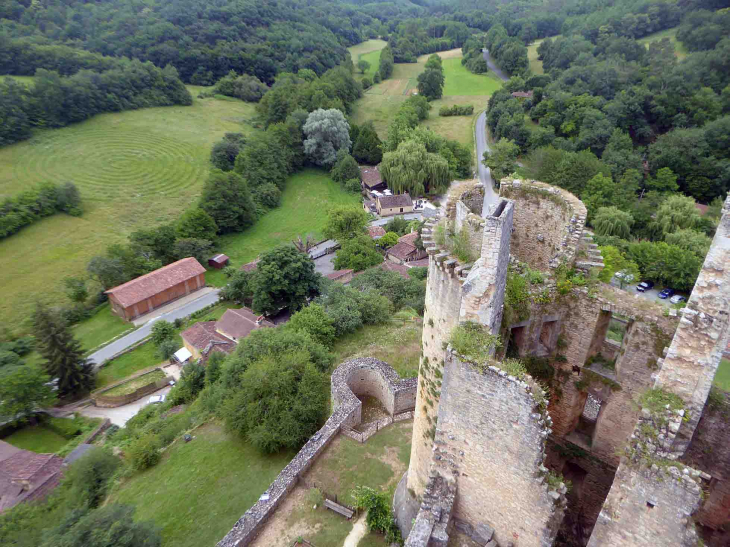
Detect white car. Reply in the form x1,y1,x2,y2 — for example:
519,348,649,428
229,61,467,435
148,394,166,405
669,295,686,305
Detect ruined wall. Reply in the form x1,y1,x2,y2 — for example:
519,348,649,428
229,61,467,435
654,195,730,453
499,180,586,272
587,407,703,547
431,350,566,547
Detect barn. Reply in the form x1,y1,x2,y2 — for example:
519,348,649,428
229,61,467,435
106,257,206,321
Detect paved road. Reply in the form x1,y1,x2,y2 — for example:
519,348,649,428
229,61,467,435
80,386,172,426
482,49,509,82
87,290,221,366
476,110,500,214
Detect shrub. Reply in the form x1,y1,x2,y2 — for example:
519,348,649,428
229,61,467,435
351,486,402,544
449,322,501,365
438,104,474,116
156,339,177,361
150,321,176,347
373,72,381,83
361,77,372,89
288,304,336,348
61,447,120,508
256,182,281,209
167,363,206,406
345,178,362,193
128,434,161,471
408,267,428,280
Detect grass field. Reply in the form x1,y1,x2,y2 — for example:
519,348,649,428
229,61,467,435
7,75,35,86
0,87,257,334
3,425,69,453
715,358,730,391
347,39,387,81
111,422,293,547
637,27,688,59
73,303,134,352
207,169,358,286
528,39,546,74
351,48,501,151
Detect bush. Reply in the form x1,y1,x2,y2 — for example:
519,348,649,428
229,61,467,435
156,339,177,361
331,153,361,184
256,182,282,209
352,486,402,544
288,304,336,348
439,104,474,117
150,320,176,347
128,433,161,471
373,72,381,83
61,447,120,508
345,178,362,193
449,322,502,365
361,77,372,89
44,416,84,439
408,267,428,280
167,362,206,406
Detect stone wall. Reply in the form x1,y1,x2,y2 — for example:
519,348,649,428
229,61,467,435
654,195,730,453
92,370,173,408
587,407,704,547
405,471,457,547
499,179,586,272
428,350,566,547
218,358,415,547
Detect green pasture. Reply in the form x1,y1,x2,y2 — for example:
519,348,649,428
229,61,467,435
0,88,256,334
637,27,688,59
441,58,503,96
111,422,293,547
3,425,69,453
348,39,387,80
528,39,546,74
74,303,134,353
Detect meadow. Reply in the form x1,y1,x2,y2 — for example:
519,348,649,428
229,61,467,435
527,38,546,75
347,39,387,80
0,87,256,333
350,49,502,151
637,26,688,59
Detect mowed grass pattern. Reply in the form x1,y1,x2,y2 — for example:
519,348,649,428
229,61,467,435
0,89,256,333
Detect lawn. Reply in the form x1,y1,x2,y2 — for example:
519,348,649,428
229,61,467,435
348,39,387,81
637,27,688,59
714,358,730,391
0,87,257,335
111,422,293,547
527,39,546,75
351,49,501,146
7,75,35,86
102,369,166,396
333,322,422,378
3,425,69,453
73,303,134,353
209,169,359,283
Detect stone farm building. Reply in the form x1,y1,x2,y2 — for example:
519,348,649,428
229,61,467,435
360,165,386,192
377,194,413,217
181,307,273,363
386,231,427,264
106,257,206,321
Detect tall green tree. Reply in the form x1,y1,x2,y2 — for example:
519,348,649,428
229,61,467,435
357,60,370,74
333,234,383,271
417,67,445,101
380,139,450,196
330,153,361,184
378,45,394,79
483,138,520,182
352,122,383,165
322,206,369,242
251,245,319,315
0,365,56,422
656,195,702,235
303,109,352,167
593,206,635,239
176,208,218,242
199,170,257,233
32,304,94,399
209,133,245,172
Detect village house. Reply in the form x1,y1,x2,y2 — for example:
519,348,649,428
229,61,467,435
386,231,426,264
376,194,413,217
511,90,533,98
106,257,206,321
360,165,386,193
363,199,377,215
326,269,354,284
0,441,64,513
180,307,274,363
367,225,386,239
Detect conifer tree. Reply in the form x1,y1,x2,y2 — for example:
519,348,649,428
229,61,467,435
33,303,94,398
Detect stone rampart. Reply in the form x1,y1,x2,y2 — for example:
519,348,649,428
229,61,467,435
217,358,415,547
428,349,566,547
587,406,704,547
499,179,586,271
654,195,730,453
405,471,457,547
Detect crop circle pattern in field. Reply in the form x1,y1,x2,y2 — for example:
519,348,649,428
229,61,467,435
15,130,205,201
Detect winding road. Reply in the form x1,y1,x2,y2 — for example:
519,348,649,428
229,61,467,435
476,48,510,214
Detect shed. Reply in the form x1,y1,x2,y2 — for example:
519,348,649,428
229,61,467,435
360,166,386,192
174,347,193,364
208,254,230,269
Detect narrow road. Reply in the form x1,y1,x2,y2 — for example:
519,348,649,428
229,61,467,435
482,49,509,82
87,290,221,366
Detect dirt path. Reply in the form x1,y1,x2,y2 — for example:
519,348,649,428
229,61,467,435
343,512,368,547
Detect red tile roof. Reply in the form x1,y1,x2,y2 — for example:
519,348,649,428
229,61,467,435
398,232,419,246
388,242,417,261
511,91,533,98
216,308,273,341
378,194,413,209
407,258,430,268
0,451,59,482
181,321,235,354
0,449,63,513
360,166,383,189
326,269,353,281
379,261,411,278
240,258,260,272
106,258,205,308
367,226,386,238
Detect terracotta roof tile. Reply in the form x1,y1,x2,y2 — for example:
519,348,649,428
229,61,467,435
0,452,59,481
398,232,419,246
379,261,411,278
367,226,386,238
326,269,353,280
106,258,205,308
360,166,383,189
181,321,235,354
408,258,430,268
215,308,274,341
378,194,412,209
388,242,417,261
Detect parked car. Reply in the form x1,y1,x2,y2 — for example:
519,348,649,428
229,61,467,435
658,288,675,299
148,394,166,405
636,281,654,292
669,295,686,304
